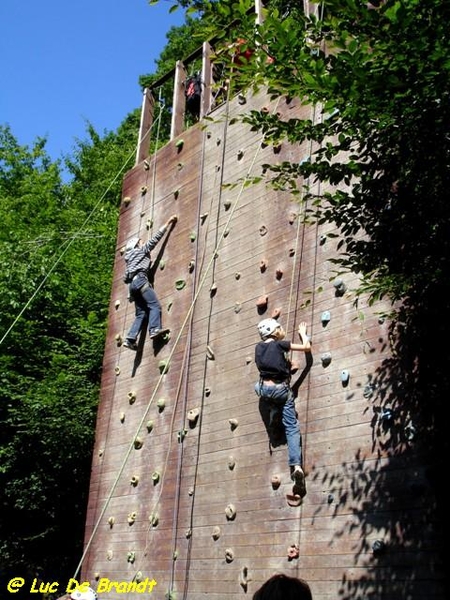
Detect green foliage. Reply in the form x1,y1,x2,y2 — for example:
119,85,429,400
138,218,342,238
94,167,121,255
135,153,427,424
0,118,136,583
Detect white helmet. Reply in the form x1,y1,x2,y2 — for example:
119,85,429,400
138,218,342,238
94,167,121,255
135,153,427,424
70,588,97,600
257,318,280,340
125,236,140,252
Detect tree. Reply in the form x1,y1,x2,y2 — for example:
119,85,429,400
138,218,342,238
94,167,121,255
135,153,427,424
0,117,137,585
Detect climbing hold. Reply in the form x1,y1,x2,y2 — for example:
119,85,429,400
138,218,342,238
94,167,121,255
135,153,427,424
130,476,139,487
288,211,297,224
128,391,137,404
146,420,154,432
188,260,195,272
149,512,159,527
140,185,147,195
119,412,125,423
321,352,332,367
227,456,236,470
187,408,200,424
152,471,160,484
173,550,178,561
114,365,120,376
106,550,113,560
229,418,238,431
98,448,104,457
158,360,170,374
225,504,236,520
235,272,241,280
275,268,283,280
341,370,350,385
363,383,375,398
212,526,221,540
239,567,250,591
204,387,211,396
210,282,217,296
174,189,180,199
260,259,268,272
223,228,230,237
177,162,184,170
259,225,268,236
216,137,221,145
234,302,242,313
327,493,334,504
237,149,244,160
206,345,215,360
94,573,100,581
177,429,188,442
372,539,386,556
238,93,246,105
167,301,173,312
135,572,143,584
185,528,192,538
271,307,281,319
127,512,137,525
143,159,150,170
223,200,231,210
115,334,123,346
157,398,166,411
190,231,197,242
288,248,295,257
134,437,143,450
287,544,299,559
123,196,131,206
333,278,347,296
245,356,252,364
146,218,153,230
321,310,331,325
127,551,136,563
176,139,184,150
175,279,186,290
273,144,282,154
188,487,194,496
319,234,327,245
215,165,221,172
159,259,166,270
114,299,120,309
200,212,208,223
256,295,268,310
225,548,234,563
271,475,281,489
107,516,115,528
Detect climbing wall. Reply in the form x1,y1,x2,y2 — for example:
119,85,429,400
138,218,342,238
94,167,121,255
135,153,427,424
81,89,440,600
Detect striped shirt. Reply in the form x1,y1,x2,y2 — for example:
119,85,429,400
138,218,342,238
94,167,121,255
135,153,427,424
124,226,167,279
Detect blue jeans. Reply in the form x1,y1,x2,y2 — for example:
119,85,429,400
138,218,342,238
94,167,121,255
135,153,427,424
127,273,162,340
255,381,302,467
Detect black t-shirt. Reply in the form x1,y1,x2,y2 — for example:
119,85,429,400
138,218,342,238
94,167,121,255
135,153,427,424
255,339,291,382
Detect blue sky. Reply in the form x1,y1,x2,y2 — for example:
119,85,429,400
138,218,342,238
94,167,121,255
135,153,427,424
0,0,185,164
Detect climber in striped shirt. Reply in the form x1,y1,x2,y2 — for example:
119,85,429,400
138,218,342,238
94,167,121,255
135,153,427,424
122,214,177,349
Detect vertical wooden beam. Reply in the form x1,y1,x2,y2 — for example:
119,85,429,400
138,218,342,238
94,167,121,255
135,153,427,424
171,60,187,140
200,42,213,118
255,0,264,24
135,88,155,165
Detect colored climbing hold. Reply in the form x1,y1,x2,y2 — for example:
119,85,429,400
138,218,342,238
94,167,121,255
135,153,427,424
175,279,187,290
152,471,160,484
134,437,143,450
158,360,170,374
157,398,166,411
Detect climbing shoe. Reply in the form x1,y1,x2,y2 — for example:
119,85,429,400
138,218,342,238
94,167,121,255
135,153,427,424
292,466,306,497
123,339,138,351
149,328,170,340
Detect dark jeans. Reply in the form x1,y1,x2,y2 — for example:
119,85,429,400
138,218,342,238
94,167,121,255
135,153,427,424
126,273,162,340
255,381,302,467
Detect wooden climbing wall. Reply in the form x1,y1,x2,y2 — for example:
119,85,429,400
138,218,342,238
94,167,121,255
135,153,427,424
81,89,443,600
